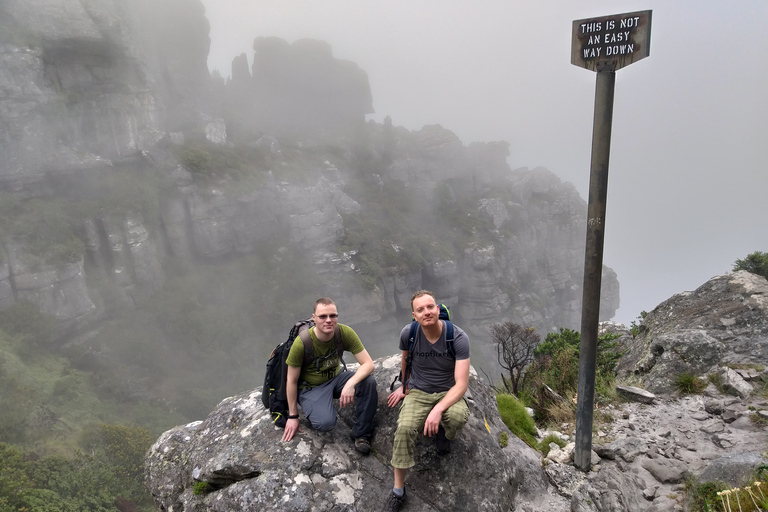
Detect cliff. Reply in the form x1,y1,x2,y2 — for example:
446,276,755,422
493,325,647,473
0,1,619,362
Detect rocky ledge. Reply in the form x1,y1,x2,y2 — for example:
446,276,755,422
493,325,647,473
145,356,567,512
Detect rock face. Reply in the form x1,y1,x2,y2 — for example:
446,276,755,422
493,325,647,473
0,0,210,195
0,0,620,344
145,357,568,512
616,271,768,393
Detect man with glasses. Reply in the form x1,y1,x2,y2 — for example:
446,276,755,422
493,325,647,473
282,297,378,454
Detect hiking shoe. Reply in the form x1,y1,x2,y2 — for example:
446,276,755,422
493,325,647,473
382,488,406,511
435,425,451,455
354,437,371,455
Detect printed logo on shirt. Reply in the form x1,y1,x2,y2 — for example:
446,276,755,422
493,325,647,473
412,349,450,358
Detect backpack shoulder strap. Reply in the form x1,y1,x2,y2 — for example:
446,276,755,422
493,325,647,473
408,321,419,351
443,320,455,359
391,322,419,391
334,325,347,371
298,328,314,367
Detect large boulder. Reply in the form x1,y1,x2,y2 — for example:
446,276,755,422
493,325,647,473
145,356,564,511
617,271,768,392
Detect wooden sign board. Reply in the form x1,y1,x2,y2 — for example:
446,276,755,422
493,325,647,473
571,10,652,72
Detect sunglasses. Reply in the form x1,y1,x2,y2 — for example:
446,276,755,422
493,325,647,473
315,314,338,320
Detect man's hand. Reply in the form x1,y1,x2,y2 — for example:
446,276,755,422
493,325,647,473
387,386,406,408
282,418,302,442
339,382,356,408
423,407,442,437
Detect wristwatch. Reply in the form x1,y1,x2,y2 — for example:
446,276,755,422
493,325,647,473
287,414,299,420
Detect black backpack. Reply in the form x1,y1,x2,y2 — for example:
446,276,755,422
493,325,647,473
261,318,346,427
390,304,455,392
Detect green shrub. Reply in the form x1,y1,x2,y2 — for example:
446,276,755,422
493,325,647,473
675,372,706,394
538,433,567,457
176,145,212,176
496,394,537,448
193,481,214,495
3,200,83,269
530,328,623,396
0,441,153,512
98,424,154,483
0,300,56,345
733,251,768,280
499,432,508,448
629,311,648,338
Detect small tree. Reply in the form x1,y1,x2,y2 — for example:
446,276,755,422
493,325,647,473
490,322,540,395
733,251,768,280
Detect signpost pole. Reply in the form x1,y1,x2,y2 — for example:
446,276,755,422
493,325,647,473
570,9,651,471
574,69,615,471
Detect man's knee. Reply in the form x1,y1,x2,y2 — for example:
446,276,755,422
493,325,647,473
441,400,470,436
395,417,421,435
309,415,337,432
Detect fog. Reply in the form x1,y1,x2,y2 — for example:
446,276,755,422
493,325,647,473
202,0,768,326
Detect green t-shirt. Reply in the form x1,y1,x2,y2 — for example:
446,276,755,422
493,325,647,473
285,324,365,388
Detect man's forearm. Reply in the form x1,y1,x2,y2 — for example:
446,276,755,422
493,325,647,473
433,381,468,414
286,380,299,415
345,361,374,387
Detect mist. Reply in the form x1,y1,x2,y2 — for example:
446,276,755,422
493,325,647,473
203,0,768,326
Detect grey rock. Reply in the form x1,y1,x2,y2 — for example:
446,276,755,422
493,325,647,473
640,458,690,484
604,437,649,463
719,367,754,398
571,467,646,512
699,420,725,434
642,486,658,500
616,385,656,404
696,452,768,488
544,462,585,499
5,243,99,337
703,398,724,415
546,442,574,464
204,117,227,145
617,272,768,393
0,258,13,309
690,411,710,421
146,356,553,512
721,407,742,423
729,415,758,430
478,198,508,229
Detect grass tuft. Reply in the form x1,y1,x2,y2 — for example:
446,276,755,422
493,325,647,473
496,394,537,448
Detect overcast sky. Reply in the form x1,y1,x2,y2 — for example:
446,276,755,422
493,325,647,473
202,0,768,326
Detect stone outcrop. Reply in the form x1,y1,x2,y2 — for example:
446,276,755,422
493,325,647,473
145,357,569,512
616,271,768,393
225,36,374,140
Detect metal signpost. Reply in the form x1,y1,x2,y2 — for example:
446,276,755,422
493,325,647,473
571,10,652,471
